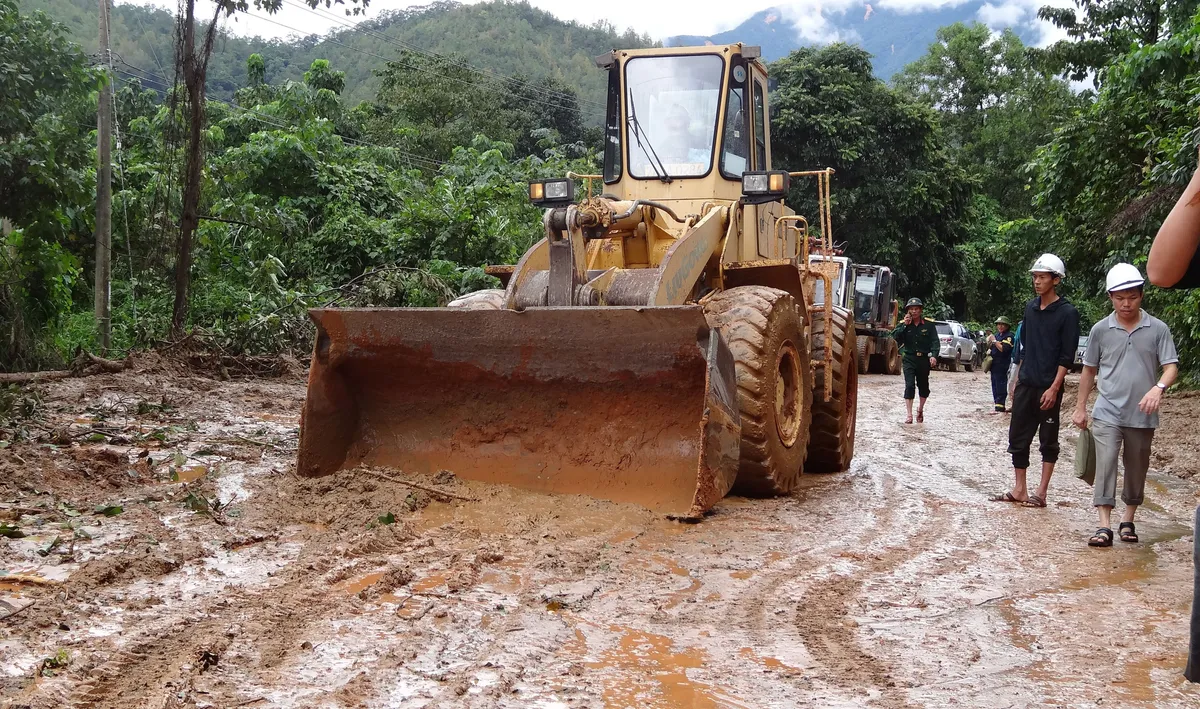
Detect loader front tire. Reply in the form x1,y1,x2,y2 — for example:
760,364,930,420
446,288,506,310
704,286,811,496
807,306,858,473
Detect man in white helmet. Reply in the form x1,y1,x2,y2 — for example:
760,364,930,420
1072,264,1178,547
991,253,1079,508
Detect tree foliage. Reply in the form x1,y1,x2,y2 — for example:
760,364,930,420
771,44,974,306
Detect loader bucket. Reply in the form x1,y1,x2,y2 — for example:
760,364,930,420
297,306,741,519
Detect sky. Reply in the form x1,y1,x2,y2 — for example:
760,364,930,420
119,0,1068,46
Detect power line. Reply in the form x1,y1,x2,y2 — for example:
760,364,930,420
277,0,604,111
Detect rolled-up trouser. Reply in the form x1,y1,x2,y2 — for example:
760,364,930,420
1007,382,1062,469
990,362,1010,410
1187,505,1200,682
902,357,931,400
1090,419,1153,507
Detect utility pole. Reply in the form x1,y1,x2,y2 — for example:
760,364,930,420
94,0,112,354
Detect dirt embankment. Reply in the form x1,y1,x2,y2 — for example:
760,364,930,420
0,364,1198,708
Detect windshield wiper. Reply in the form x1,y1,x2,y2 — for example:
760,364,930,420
626,89,672,183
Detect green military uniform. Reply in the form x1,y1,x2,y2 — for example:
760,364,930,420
891,317,940,400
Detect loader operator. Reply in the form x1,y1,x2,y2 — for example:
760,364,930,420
658,104,706,167
891,298,940,424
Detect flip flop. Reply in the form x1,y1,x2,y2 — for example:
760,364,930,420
1118,522,1138,543
989,492,1025,503
1021,494,1046,508
1088,528,1113,547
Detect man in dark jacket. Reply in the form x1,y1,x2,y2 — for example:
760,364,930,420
992,253,1080,508
891,298,940,424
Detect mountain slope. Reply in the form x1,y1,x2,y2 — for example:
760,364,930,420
19,0,653,113
668,3,1042,79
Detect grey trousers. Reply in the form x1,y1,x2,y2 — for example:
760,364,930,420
1091,419,1153,508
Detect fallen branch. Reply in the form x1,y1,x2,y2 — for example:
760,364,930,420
360,469,476,502
0,352,130,383
0,600,36,622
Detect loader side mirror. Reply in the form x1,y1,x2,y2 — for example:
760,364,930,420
529,179,575,208
740,170,790,205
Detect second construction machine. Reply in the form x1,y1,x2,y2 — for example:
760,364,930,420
297,43,859,519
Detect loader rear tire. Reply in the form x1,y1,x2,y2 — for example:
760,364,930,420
856,336,870,375
885,338,901,375
807,306,858,473
704,286,811,496
446,288,506,310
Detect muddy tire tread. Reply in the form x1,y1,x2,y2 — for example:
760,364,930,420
704,287,811,496
807,306,858,473
857,335,870,375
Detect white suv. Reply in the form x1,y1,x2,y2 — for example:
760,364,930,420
932,320,976,372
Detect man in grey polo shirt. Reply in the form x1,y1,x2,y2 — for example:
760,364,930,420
1072,263,1179,547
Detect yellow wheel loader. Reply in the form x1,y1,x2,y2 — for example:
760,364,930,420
297,44,859,519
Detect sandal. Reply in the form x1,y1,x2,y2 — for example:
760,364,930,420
1088,528,1113,547
989,492,1025,503
916,410,924,423
1021,494,1046,508
1118,522,1139,543
904,414,913,424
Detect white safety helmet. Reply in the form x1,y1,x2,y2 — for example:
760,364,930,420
1105,262,1144,292
1029,253,1066,279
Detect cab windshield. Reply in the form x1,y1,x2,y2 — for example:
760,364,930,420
624,54,724,179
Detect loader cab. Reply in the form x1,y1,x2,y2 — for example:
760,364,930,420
599,44,771,204
809,255,852,308
852,265,896,327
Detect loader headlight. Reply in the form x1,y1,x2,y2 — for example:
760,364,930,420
529,178,575,207
741,170,790,205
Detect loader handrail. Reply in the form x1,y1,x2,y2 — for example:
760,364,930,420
773,215,808,261
788,168,835,256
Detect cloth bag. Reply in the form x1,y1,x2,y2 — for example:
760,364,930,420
1075,427,1096,486
982,353,993,373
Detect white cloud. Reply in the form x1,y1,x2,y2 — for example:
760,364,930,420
978,1,1027,27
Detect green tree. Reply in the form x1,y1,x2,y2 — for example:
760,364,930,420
1037,0,1200,81
896,22,1078,216
771,43,974,308
1030,10,1200,365
0,0,101,368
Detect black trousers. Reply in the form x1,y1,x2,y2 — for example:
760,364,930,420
902,358,930,400
1007,382,1063,469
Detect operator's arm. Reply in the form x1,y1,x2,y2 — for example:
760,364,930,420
1148,161,1200,287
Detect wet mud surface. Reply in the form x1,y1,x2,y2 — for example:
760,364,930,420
2,363,1199,708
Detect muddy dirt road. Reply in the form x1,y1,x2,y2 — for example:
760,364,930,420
2,361,1199,708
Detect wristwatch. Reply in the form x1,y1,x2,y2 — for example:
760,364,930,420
1156,382,1168,392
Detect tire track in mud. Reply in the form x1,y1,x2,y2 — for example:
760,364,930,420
791,472,950,708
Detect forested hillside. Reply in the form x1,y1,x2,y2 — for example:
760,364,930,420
4,0,1200,379
19,0,653,107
